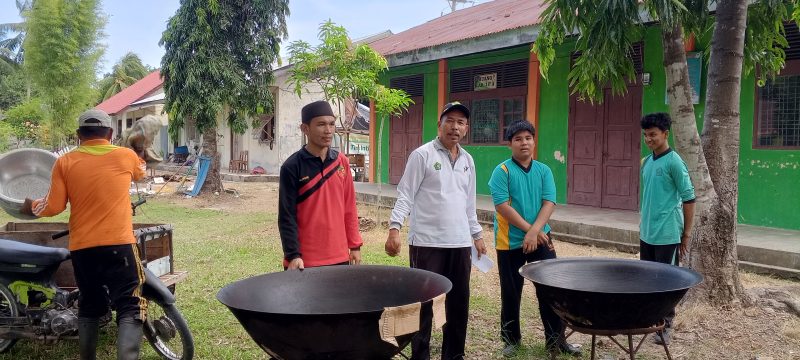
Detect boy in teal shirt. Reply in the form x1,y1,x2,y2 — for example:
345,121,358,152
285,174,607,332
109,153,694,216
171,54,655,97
488,120,580,358
640,113,696,345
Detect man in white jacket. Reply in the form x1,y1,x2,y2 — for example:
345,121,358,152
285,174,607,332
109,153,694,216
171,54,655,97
385,102,486,360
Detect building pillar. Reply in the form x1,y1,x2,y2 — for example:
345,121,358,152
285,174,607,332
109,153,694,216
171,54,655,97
527,50,542,159
438,59,448,113
369,99,377,183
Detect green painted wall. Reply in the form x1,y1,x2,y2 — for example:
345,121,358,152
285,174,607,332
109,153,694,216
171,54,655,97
738,74,800,230
537,43,572,203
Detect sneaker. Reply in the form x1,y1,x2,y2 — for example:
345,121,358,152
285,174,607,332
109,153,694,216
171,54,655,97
653,329,671,345
502,343,520,358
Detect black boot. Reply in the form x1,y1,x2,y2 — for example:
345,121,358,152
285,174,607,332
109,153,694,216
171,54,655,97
78,317,100,360
116,317,143,360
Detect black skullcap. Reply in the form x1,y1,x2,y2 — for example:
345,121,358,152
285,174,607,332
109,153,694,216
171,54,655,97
301,100,335,124
505,120,536,141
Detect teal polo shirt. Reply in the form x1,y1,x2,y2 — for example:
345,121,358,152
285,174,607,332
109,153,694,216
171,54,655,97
640,148,696,245
488,158,557,250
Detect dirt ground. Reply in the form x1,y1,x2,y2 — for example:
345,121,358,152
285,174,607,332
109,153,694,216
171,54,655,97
147,177,800,359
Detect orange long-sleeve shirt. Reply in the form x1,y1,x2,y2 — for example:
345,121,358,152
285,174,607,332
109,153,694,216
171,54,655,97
32,139,146,251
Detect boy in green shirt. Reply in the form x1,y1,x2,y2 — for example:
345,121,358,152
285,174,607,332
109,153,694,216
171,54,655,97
488,120,581,358
640,113,696,345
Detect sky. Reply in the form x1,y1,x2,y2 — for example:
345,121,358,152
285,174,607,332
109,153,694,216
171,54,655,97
0,0,489,76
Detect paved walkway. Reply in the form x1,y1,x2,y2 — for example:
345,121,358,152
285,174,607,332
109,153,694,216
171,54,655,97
354,182,800,279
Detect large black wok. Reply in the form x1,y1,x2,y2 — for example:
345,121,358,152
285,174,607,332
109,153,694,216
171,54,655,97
520,257,702,330
217,265,452,360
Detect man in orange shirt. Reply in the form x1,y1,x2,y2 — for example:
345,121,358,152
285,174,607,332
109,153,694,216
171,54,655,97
21,109,147,360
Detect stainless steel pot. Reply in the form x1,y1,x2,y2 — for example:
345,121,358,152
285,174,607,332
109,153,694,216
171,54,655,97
0,148,57,219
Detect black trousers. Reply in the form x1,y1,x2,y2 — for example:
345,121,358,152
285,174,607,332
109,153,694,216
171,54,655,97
409,245,471,360
71,244,146,322
496,237,564,348
640,240,679,328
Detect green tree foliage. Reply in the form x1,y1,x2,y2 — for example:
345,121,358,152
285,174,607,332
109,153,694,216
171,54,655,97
0,66,29,110
3,98,46,142
24,0,105,147
96,52,151,104
0,121,13,152
161,0,289,193
287,21,413,124
161,0,290,142
0,0,31,66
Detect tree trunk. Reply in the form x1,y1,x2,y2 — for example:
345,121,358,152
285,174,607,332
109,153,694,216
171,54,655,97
690,0,750,306
200,127,223,194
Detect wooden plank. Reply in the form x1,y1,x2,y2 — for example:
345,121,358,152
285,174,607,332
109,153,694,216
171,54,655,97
159,271,189,288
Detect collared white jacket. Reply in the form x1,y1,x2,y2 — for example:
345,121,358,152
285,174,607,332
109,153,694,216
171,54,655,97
390,138,483,248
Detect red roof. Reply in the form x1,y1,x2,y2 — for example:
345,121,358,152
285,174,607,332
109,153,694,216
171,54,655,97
95,70,163,115
371,0,545,56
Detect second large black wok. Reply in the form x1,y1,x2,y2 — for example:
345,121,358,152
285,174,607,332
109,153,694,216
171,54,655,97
520,257,702,330
217,265,452,360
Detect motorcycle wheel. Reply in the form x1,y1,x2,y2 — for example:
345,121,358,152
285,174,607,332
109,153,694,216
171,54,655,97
0,284,19,353
143,297,194,360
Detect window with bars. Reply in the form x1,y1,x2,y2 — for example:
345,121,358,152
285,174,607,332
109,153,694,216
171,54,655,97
756,68,800,148
754,23,800,149
450,60,528,145
458,96,525,144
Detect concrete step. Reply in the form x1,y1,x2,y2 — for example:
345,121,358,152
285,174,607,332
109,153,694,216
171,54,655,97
739,261,800,280
221,173,278,183
552,232,639,254
552,232,800,279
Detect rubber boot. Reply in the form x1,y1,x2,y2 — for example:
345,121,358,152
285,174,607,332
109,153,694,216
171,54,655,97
78,317,100,360
116,317,143,360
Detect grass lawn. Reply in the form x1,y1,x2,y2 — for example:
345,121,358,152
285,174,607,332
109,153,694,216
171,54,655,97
0,182,798,359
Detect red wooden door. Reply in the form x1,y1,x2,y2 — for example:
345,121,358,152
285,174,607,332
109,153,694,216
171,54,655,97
568,86,641,210
389,97,423,184
567,95,604,207
601,87,642,210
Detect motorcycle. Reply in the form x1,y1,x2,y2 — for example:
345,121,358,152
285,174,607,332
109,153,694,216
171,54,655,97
0,199,194,359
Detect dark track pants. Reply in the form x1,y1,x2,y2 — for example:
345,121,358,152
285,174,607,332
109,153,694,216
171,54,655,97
71,244,146,322
496,238,564,348
640,240,680,328
409,245,471,360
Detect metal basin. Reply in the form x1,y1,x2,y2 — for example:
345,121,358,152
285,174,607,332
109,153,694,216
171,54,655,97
520,257,702,330
217,265,452,360
0,148,57,219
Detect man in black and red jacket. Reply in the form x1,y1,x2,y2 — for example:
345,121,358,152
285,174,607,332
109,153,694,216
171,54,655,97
278,100,363,269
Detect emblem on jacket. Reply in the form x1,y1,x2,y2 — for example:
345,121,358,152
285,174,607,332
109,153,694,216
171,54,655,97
299,176,310,182
434,162,442,171
337,165,345,177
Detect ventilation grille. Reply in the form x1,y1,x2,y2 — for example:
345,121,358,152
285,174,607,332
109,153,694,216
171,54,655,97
785,22,800,61
450,60,529,93
389,75,424,97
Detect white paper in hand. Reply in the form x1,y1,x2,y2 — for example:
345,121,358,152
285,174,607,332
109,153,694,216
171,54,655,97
471,245,494,273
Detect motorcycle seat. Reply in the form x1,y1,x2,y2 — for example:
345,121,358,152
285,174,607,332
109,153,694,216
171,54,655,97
0,239,70,266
